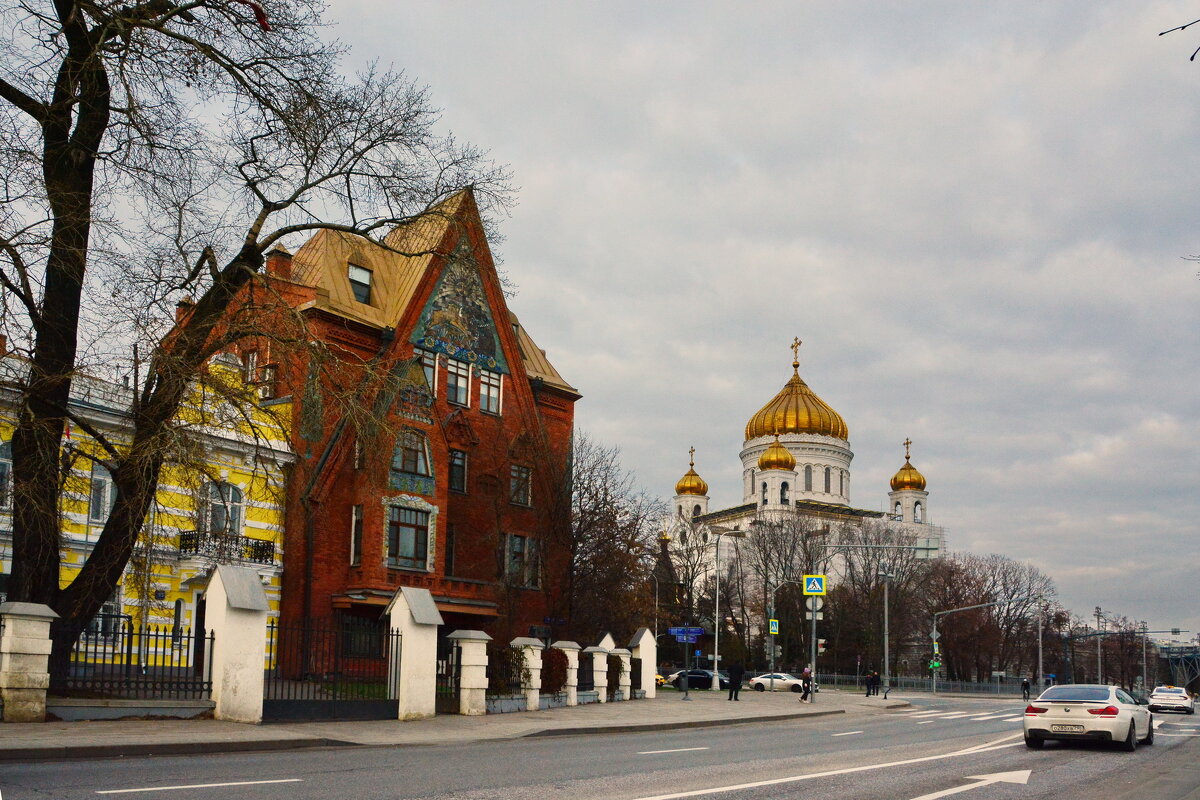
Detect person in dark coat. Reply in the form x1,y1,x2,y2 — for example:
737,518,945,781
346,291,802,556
872,671,882,696
727,661,745,700
864,671,874,697
800,667,813,703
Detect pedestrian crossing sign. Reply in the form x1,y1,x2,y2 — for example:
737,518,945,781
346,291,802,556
769,619,779,635
802,574,827,596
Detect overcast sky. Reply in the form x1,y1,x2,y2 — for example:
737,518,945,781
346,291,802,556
330,1,1200,641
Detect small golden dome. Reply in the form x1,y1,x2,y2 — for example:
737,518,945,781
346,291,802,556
745,340,848,441
675,448,709,496
758,436,796,471
890,440,926,491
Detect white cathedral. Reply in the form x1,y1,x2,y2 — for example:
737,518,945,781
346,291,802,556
670,339,946,560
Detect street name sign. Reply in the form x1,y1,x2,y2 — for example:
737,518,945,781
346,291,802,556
802,575,827,596
668,626,706,636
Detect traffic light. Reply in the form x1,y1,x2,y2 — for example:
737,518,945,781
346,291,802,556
929,657,942,669
817,638,826,655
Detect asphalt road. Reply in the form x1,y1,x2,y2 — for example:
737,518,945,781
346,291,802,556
3,696,1197,800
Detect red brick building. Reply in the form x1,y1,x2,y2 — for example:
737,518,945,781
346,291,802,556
257,190,578,639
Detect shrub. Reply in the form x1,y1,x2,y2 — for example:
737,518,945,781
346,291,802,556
542,647,569,694
487,643,531,694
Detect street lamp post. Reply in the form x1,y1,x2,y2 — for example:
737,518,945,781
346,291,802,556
1095,607,1104,684
709,526,745,690
879,571,894,695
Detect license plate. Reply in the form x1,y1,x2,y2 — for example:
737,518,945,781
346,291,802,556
1051,724,1084,732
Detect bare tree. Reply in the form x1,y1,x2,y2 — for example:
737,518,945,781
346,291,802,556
0,0,510,649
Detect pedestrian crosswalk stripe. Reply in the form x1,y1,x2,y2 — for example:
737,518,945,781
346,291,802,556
935,712,974,718
909,710,946,717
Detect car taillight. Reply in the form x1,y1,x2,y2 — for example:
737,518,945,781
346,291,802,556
1087,705,1119,717
1024,705,1048,714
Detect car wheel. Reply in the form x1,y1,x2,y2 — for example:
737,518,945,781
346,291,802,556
1142,718,1154,745
1024,735,1043,749
1119,722,1137,752
790,684,802,693
1188,708,1194,715
674,678,684,690
755,684,765,692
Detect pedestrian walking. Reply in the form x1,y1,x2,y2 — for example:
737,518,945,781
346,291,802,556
727,661,745,701
864,670,873,697
800,667,812,703
1022,676,1031,702
871,671,881,696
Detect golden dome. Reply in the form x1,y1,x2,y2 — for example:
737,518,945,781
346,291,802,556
675,448,709,496
890,439,926,491
745,340,848,441
758,436,796,471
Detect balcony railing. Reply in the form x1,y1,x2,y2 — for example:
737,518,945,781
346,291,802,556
178,530,275,565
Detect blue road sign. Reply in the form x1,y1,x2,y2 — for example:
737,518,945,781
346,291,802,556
802,574,827,596
769,619,779,635
695,649,702,657
675,635,697,643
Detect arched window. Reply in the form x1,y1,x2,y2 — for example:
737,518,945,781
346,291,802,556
839,471,844,496
692,504,701,517
200,481,243,535
780,482,790,504
804,465,812,491
761,482,767,507
894,502,902,515
0,439,10,509
678,505,683,517
914,502,924,523
824,467,831,493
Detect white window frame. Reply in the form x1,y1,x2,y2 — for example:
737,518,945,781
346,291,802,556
446,359,471,407
505,533,541,589
348,263,372,304
415,348,439,398
509,464,532,507
479,370,503,414
89,463,115,524
201,481,244,536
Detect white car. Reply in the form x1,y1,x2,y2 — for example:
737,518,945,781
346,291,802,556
1024,684,1153,751
1148,685,1195,714
749,673,805,692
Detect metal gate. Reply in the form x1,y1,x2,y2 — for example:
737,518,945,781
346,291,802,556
262,616,401,721
435,636,461,714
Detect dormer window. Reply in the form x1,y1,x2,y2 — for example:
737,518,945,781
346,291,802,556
348,264,372,304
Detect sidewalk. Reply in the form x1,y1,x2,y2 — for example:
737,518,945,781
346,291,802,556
0,690,907,762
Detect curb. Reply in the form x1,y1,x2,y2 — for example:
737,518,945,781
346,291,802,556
525,708,845,737
0,737,356,763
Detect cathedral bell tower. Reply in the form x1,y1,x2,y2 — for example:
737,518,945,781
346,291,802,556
673,447,710,520
888,438,929,523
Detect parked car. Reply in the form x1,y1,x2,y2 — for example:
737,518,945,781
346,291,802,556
673,669,729,690
1024,684,1153,751
655,673,667,687
749,672,805,692
1148,685,1195,714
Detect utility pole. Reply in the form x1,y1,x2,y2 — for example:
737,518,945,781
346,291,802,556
1037,613,1044,691
879,571,894,695
1095,606,1104,684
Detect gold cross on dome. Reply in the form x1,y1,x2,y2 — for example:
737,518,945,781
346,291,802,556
903,438,912,459
791,337,802,361
689,446,695,467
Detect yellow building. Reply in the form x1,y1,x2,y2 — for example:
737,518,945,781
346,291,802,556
0,350,293,635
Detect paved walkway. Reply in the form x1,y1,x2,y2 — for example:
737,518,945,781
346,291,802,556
0,690,907,761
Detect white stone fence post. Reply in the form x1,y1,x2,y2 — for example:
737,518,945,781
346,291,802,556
510,637,544,712
204,565,269,724
448,630,491,716
629,627,657,699
386,587,443,720
583,645,609,703
611,648,632,701
0,602,57,722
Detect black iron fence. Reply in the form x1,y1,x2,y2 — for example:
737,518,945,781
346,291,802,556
486,644,527,695
577,654,595,692
435,637,461,714
631,657,642,692
49,617,214,700
178,530,275,564
263,616,402,721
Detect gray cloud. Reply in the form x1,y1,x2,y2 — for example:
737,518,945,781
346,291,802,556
331,0,1200,637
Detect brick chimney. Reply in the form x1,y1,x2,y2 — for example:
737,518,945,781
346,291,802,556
265,245,293,280
175,296,195,324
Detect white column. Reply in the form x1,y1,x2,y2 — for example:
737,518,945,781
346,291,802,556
584,646,609,702
448,630,491,716
386,587,443,720
205,565,269,724
612,648,632,701
0,602,58,723
628,627,657,699
552,641,581,706
511,636,544,712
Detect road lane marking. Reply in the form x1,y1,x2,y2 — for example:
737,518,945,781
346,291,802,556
907,770,1031,800
910,710,946,717
629,735,1024,800
1157,733,1200,737
831,731,863,737
638,747,710,755
967,715,1008,721
918,720,936,724
96,779,303,795
935,713,974,719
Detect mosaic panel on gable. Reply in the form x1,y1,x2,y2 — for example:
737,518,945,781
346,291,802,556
411,238,509,373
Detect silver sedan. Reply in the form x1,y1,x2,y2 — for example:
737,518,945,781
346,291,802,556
748,672,805,692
